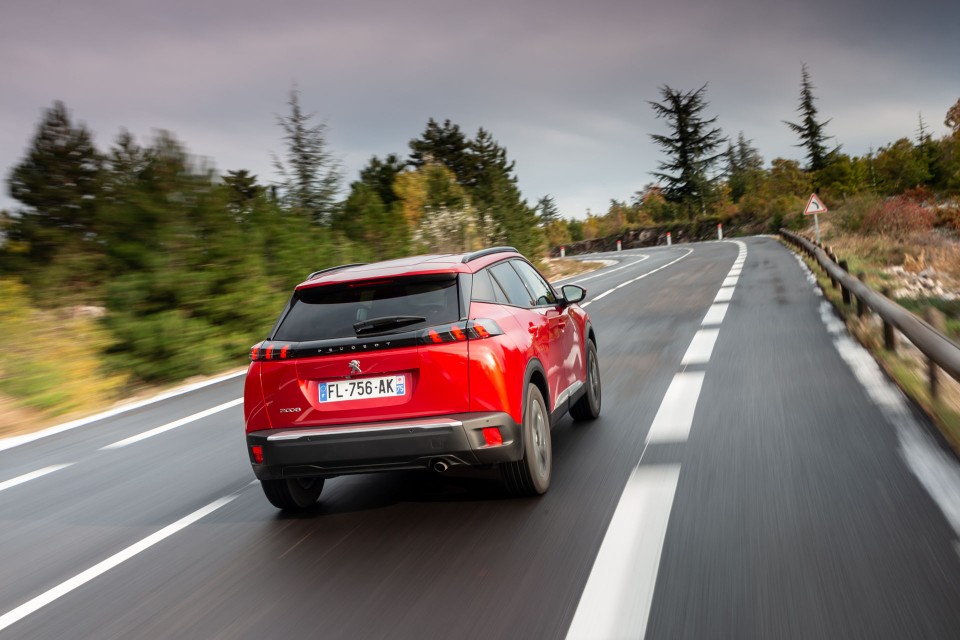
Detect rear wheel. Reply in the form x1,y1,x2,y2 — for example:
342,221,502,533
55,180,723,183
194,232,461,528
502,383,552,496
260,476,324,511
570,340,601,421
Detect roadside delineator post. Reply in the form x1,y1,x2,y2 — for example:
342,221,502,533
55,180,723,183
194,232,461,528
560,246,565,259
717,223,723,241
666,232,672,246
616,239,622,252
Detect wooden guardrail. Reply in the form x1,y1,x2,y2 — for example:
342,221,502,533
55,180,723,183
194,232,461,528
780,228,960,399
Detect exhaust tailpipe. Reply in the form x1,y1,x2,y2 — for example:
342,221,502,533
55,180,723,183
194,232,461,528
432,459,450,473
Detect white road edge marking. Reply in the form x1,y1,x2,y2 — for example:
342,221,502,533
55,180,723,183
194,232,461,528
101,398,243,450
0,464,73,493
583,249,694,308
681,329,720,366
0,370,246,453
566,465,681,640
0,490,242,633
792,252,960,545
645,372,706,443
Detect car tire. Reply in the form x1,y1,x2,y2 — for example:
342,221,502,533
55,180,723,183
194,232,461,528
570,340,601,421
260,477,324,511
502,383,552,496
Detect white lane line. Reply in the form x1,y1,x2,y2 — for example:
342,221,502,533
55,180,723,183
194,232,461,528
714,287,734,303
0,490,242,633
566,464,681,640
729,268,742,276
645,372,706,443
0,370,246,453
560,255,651,285
681,329,720,365
701,303,729,326
0,464,73,493
582,249,693,308
100,398,243,450
722,275,739,287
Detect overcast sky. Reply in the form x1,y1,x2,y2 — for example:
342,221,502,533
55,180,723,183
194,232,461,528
2,0,958,218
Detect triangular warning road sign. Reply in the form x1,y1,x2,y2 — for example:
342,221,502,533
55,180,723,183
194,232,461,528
804,193,828,215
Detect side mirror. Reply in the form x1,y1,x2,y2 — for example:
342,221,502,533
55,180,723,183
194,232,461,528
561,284,586,305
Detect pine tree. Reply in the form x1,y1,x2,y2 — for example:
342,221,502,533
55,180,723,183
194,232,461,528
725,132,764,202
536,195,560,226
409,119,477,188
273,87,342,224
648,84,725,219
784,64,838,172
6,102,102,257
945,98,960,137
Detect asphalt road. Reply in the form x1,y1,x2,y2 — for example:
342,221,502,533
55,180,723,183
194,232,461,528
2,237,959,639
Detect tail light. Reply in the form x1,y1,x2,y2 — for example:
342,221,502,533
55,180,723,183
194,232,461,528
419,319,504,345
250,341,294,361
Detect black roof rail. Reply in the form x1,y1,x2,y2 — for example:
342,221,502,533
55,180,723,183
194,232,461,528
461,246,518,264
305,263,367,280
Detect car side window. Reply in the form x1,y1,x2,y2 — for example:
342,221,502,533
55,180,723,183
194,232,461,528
489,261,533,307
471,269,496,302
512,260,557,306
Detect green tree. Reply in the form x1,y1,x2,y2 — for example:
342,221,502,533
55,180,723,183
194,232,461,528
874,138,932,194
4,101,104,295
272,87,342,224
471,128,544,258
649,84,726,219
725,132,764,202
784,64,838,173
409,119,477,187
536,195,560,226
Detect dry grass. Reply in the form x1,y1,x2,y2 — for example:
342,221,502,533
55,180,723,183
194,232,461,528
541,258,608,282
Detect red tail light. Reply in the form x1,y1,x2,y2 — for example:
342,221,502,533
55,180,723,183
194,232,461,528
250,341,293,361
418,319,503,344
251,445,264,464
482,427,503,446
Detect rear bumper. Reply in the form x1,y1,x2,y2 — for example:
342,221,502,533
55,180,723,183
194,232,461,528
246,412,522,480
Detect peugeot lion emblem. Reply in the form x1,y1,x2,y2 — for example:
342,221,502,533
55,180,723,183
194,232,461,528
348,359,361,374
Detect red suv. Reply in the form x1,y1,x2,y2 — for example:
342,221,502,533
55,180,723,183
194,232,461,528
244,246,601,510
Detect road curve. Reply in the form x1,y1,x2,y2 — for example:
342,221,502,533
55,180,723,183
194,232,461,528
1,237,959,639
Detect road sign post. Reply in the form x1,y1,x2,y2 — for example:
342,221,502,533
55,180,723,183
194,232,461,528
803,193,828,244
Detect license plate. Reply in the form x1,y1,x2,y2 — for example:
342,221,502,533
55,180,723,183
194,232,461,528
319,375,406,403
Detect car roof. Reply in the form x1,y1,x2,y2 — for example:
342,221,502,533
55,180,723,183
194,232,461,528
296,247,522,289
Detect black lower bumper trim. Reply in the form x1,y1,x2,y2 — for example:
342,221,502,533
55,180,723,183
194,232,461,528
247,412,522,480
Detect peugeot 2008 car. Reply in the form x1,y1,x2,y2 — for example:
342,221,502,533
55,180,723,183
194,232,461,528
244,246,601,511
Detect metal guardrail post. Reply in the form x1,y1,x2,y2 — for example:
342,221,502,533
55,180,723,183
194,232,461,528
926,308,945,400
881,286,897,352
857,273,867,317
839,261,851,305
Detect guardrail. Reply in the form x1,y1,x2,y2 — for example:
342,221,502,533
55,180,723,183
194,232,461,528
780,228,960,399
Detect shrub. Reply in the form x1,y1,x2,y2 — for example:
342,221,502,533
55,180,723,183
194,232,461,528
861,196,935,237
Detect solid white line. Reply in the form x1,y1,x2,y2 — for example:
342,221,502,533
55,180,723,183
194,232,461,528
566,464,681,640
681,329,720,365
0,464,73,493
100,398,243,450
728,267,742,276
582,249,693,309
561,255,650,285
0,491,240,633
701,303,729,326
646,372,705,443
722,275,739,288
714,287,734,303
0,370,246,453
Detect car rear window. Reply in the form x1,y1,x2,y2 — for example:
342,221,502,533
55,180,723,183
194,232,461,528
273,274,460,342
